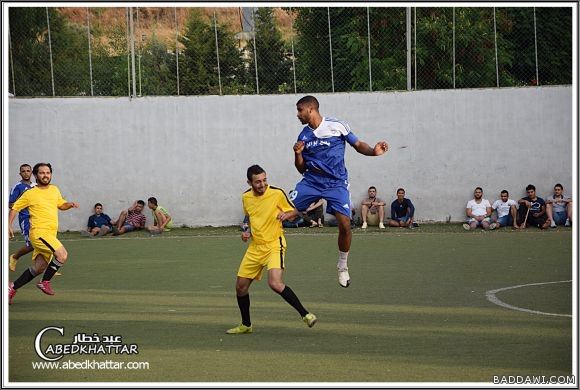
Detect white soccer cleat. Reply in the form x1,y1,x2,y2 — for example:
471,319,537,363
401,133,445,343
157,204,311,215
565,219,571,227
361,222,368,229
379,222,385,229
338,267,350,288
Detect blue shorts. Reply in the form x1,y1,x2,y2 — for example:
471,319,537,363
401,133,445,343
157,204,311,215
290,175,352,218
497,214,513,227
553,211,567,225
122,224,136,232
393,215,410,223
19,217,32,248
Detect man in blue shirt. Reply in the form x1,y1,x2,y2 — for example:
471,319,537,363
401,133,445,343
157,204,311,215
389,188,416,228
291,95,389,288
82,203,113,237
517,184,551,229
8,164,35,271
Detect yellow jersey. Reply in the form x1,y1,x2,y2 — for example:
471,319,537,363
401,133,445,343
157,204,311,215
11,185,67,232
242,185,295,245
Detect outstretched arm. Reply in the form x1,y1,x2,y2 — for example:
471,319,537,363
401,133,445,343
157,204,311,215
353,140,388,156
58,202,79,210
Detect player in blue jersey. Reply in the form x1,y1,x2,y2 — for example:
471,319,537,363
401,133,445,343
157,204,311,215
291,96,388,287
8,164,35,272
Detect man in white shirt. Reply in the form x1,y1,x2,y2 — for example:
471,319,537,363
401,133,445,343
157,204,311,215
491,190,519,229
546,183,572,227
463,187,495,230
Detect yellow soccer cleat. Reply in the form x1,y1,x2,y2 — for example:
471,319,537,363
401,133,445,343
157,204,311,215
303,313,318,328
225,324,253,334
9,255,18,272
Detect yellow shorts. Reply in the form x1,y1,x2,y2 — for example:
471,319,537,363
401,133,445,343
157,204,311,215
30,230,62,263
237,237,286,281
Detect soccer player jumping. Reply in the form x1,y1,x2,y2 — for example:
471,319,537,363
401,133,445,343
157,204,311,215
291,96,388,288
8,163,79,304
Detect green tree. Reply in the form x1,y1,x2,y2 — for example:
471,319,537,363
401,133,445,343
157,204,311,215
249,7,292,94
179,9,249,95
139,31,177,95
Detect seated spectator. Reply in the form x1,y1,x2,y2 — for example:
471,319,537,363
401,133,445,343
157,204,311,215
463,187,495,230
112,200,146,236
491,190,519,229
361,186,385,229
389,188,416,229
147,197,174,234
305,199,324,227
546,183,572,227
81,203,113,237
517,184,550,229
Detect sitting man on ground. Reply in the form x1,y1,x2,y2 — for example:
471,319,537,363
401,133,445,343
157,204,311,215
361,186,386,229
491,190,519,229
147,197,174,234
389,188,416,228
463,187,496,230
517,184,551,229
305,199,324,227
546,183,572,227
82,203,113,237
111,200,146,236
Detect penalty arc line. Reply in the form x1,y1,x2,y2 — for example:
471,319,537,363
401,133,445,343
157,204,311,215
485,280,572,318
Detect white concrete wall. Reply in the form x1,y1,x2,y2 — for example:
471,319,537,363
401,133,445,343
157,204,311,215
8,86,572,231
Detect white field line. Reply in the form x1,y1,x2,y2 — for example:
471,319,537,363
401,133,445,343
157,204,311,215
486,280,572,318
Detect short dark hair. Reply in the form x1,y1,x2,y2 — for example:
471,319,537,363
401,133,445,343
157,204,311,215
475,187,483,192
247,165,265,181
19,164,31,170
526,184,536,192
148,197,158,206
368,186,376,191
32,162,52,175
397,188,405,193
296,95,319,110
94,203,103,208
554,183,563,190
500,190,509,196
136,200,145,206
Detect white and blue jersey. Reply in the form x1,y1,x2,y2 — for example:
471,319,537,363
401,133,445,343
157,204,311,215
9,181,34,247
292,117,358,217
297,117,359,182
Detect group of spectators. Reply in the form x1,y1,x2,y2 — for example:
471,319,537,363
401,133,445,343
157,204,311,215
464,183,572,230
80,198,173,237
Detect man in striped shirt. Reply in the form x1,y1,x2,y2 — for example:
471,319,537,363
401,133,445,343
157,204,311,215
112,200,146,236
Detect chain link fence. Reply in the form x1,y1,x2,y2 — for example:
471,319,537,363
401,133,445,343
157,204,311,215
8,6,572,97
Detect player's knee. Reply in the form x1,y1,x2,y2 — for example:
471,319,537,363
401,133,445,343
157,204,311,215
235,284,249,296
268,279,284,293
55,248,68,263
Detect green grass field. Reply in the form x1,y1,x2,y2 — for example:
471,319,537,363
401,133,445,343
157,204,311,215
8,225,573,383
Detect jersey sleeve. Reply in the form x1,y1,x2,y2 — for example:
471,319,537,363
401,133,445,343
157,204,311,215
11,191,29,212
9,185,23,205
87,215,95,228
277,190,295,213
56,187,67,207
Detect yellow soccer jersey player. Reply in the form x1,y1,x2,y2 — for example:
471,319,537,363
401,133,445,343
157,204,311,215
8,163,79,303
226,165,317,335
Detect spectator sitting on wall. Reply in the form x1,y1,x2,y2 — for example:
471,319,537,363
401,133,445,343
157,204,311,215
147,197,174,235
361,186,386,229
491,190,519,229
389,188,416,229
517,184,551,229
463,187,496,231
546,183,572,227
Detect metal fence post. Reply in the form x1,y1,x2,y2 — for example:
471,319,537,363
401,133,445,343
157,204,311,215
126,8,131,97
493,7,499,87
214,10,222,95
366,7,372,92
327,7,334,93
87,8,94,96
406,7,411,91
174,7,180,96
129,7,137,98
453,7,456,89
289,7,297,94
136,7,142,96
533,7,539,85
8,19,16,96
252,8,259,94
46,7,55,96
414,7,417,90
